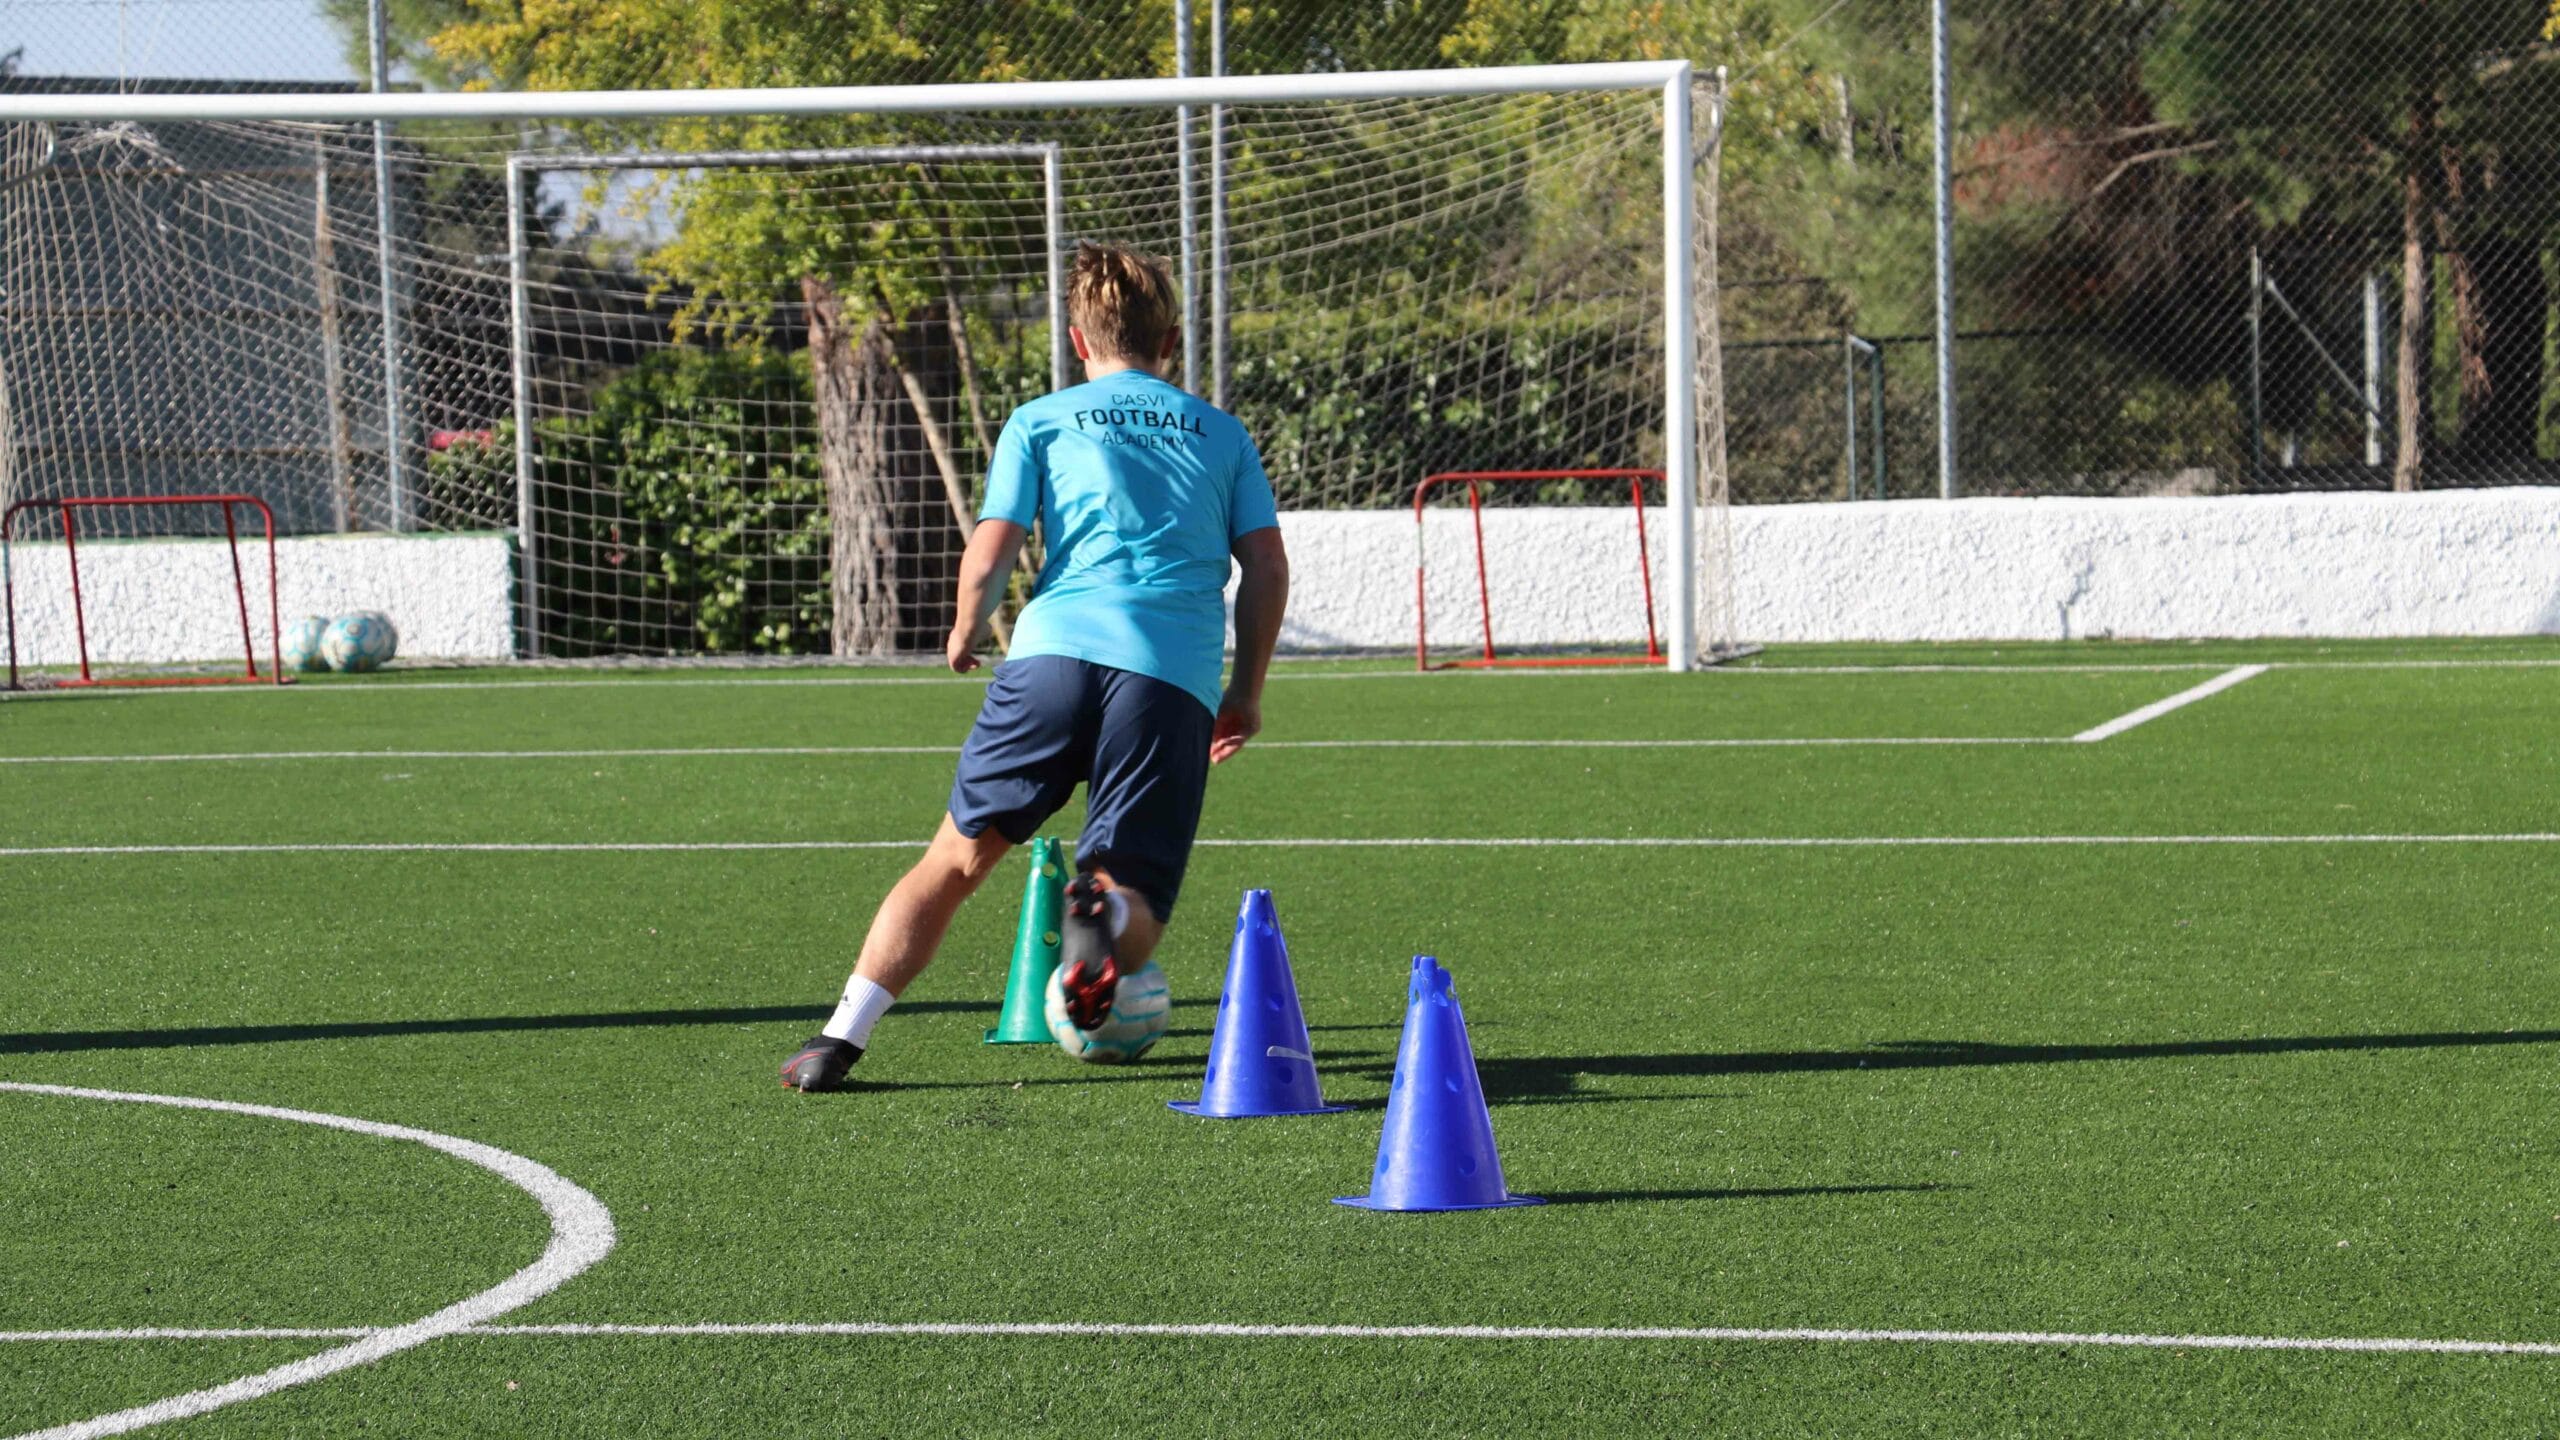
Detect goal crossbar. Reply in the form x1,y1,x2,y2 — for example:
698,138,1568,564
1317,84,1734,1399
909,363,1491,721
0,62,1692,124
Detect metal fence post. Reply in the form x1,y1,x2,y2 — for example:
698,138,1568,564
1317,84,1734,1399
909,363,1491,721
1843,332,1859,501
1210,0,1229,408
2248,248,2265,485
2363,270,2384,469
1930,0,1956,500
1847,334,1883,499
1174,0,1199,392
1869,341,1887,498
367,0,407,530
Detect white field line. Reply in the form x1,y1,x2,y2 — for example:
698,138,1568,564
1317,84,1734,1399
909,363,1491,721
2072,665,2269,742
1713,659,2560,676
0,736,2068,765
0,674,989,698
3,1318,2556,1360
5,655,2560,701
7,833,2560,860
0,1082,615,1440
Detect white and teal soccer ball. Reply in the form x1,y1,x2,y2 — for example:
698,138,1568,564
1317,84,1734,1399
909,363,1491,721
1044,959,1170,1064
282,615,332,673
321,611,398,673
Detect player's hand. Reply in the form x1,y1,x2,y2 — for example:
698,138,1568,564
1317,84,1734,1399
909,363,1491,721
946,624,984,674
1211,691,1261,764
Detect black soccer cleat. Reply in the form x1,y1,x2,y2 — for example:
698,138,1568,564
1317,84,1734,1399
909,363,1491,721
779,1034,863,1092
1056,874,1123,1033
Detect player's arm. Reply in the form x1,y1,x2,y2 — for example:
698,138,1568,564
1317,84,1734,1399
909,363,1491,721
1215,526,1288,763
947,519,1027,674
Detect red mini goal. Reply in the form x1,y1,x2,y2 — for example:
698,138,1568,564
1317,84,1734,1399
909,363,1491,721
1412,469,1665,671
3,494,288,690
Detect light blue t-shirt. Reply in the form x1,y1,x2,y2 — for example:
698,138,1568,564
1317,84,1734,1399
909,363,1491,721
980,371,1279,714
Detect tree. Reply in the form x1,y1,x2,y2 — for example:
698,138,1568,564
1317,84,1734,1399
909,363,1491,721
2150,1,2558,488
429,0,1175,652
320,0,485,90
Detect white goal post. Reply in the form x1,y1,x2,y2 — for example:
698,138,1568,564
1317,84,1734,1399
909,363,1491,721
0,61,1733,669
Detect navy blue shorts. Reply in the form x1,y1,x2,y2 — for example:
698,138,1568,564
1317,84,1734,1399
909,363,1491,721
948,655,1214,922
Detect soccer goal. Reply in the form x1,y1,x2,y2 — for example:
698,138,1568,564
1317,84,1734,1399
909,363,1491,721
3,494,286,689
1414,469,1670,670
0,61,1740,669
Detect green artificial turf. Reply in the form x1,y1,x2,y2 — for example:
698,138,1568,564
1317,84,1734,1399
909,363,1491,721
5,641,2560,1436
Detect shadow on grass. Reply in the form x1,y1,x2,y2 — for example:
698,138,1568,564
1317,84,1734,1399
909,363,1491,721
17,1006,2557,1098
1540,1183,1952,1206
1323,1030,2560,1102
0,1000,988,1055
1327,1089,1742,1113
1163,1023,1396,1041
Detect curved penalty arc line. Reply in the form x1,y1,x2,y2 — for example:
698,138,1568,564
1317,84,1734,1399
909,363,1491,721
0,1081,615,1440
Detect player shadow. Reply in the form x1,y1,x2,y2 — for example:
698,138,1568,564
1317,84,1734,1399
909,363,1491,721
815,1045,1400,1096
1539,1183,1952,1207
0,1000,996,1055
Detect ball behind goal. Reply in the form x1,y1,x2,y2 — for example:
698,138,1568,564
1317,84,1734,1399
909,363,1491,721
1045,960,1170,1064
321,612,398,673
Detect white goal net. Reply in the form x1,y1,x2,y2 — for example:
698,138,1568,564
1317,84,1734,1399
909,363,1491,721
0,64,1736,669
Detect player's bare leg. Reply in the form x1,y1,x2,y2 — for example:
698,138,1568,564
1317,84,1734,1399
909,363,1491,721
781,816,1013,1092
850,817,1017,995
1055,867,1166,1032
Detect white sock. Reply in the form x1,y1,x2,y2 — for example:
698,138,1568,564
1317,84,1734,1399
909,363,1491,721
1100,888,1132,941
821,975,896,1047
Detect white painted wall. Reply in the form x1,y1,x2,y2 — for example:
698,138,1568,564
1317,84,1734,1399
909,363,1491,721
1281,488,2560,651
1733,488,2560,643
6,532,513,667
1279,506,1682,655
16,489,2559,668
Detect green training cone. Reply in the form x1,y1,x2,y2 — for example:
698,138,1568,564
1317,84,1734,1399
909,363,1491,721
985,836,1067,1043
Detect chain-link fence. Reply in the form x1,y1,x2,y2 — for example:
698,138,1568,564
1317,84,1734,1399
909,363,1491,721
4,0,2555,526
1726,0,2560,500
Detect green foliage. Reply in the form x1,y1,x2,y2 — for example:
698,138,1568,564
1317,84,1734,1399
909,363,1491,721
1231,301,1657,502
319,0,486,90
2148,1,2555,229
425,349,829,656
428,0,1177,336
416,425,516,533
1442,0,1838,197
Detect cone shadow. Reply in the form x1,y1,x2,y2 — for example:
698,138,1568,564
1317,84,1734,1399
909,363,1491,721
1538,1182,1953,1207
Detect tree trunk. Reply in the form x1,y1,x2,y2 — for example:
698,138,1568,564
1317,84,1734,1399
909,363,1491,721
2451,231,2547,468
805,275,901,656
2393,97,2439,492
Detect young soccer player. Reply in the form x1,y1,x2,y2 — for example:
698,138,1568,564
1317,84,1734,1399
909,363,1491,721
781,242,1288,1092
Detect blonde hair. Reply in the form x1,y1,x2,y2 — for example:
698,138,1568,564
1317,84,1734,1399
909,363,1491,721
1067,241,1179,363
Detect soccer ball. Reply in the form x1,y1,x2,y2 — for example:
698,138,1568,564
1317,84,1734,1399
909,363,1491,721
321,611,399,673
1044,960,1170,1064
282,615,332,673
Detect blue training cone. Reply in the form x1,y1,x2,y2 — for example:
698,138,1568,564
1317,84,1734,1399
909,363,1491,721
1171,889,1348,1119
1334,956,1542,1212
